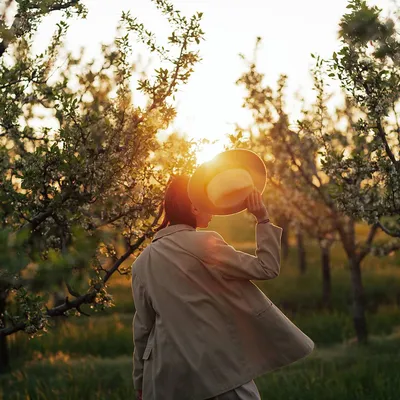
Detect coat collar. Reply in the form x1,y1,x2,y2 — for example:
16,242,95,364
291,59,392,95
152,224,196,242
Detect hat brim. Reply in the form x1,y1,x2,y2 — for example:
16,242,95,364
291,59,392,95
188,149,267,216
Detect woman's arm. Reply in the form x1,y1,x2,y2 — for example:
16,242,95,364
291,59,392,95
204,221,283,280
202,189,283,280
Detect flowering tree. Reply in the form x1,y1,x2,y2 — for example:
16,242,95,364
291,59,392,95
233,56,339,307
0,0,203,373
323,0,400,239
234,38,391,342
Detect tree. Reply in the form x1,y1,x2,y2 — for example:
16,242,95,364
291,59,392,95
234,39,390,343
0,0,203,373
323,0,400,239
233,60,338,306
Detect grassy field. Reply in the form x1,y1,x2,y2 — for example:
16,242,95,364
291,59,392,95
1,215,400,399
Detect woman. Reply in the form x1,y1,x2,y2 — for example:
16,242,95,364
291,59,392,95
132,175,313,400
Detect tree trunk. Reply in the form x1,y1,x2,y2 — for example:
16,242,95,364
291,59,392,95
349,256,368,343
296,229,307,274
0,291,10,374
320,241,331,308
340,219,368,344
52,289,68,326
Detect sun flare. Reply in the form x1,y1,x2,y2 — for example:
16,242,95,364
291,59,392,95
195,141,227,166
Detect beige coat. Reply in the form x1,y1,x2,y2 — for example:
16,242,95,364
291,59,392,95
131,222,314,400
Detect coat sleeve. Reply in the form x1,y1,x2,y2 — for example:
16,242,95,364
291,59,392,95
131,273,156,391
202,221,283,281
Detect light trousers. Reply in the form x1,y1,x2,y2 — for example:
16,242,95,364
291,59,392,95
206,380,261,400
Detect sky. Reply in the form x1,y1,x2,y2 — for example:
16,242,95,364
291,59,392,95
21,0,397,162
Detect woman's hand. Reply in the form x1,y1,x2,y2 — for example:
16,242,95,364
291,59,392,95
136,390,143,400
245,188,270,222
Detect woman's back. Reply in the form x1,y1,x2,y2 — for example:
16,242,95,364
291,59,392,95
131,222,314,400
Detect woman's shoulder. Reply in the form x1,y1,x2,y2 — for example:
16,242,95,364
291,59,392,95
187,229,228,252
196,229,226,241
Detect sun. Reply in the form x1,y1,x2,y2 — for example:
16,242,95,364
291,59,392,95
195,141,227,166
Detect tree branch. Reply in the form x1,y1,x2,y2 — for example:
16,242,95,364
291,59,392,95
0,209,164,337
22,189,76,231
94,205,144,229
377,220,400,238
376,119,400,173
268,178,336,238
0,287,96,336
0,0,80,58
357,223,379,263
0,234,146,337
102,235,146,284
29,1,79,12
280,127,335,208
103,204,164,283
378,242,400,256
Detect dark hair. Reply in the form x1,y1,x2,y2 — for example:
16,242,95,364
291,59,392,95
156,175,197,231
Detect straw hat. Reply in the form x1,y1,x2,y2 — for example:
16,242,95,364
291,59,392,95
187,149,267,216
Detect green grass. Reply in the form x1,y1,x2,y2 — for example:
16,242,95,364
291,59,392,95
9,304,400,366
0,356,134,400
9,314,134,364
255,338,400,400
2,336,400,400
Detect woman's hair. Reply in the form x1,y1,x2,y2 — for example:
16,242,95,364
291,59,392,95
156,175,197,231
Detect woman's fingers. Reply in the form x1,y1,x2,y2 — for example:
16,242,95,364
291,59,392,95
250,189,256,210
253,190,259,209
253,189,260,211
246,188,262,212
245,192,251,209
254,189,259,210
246,190,252,210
